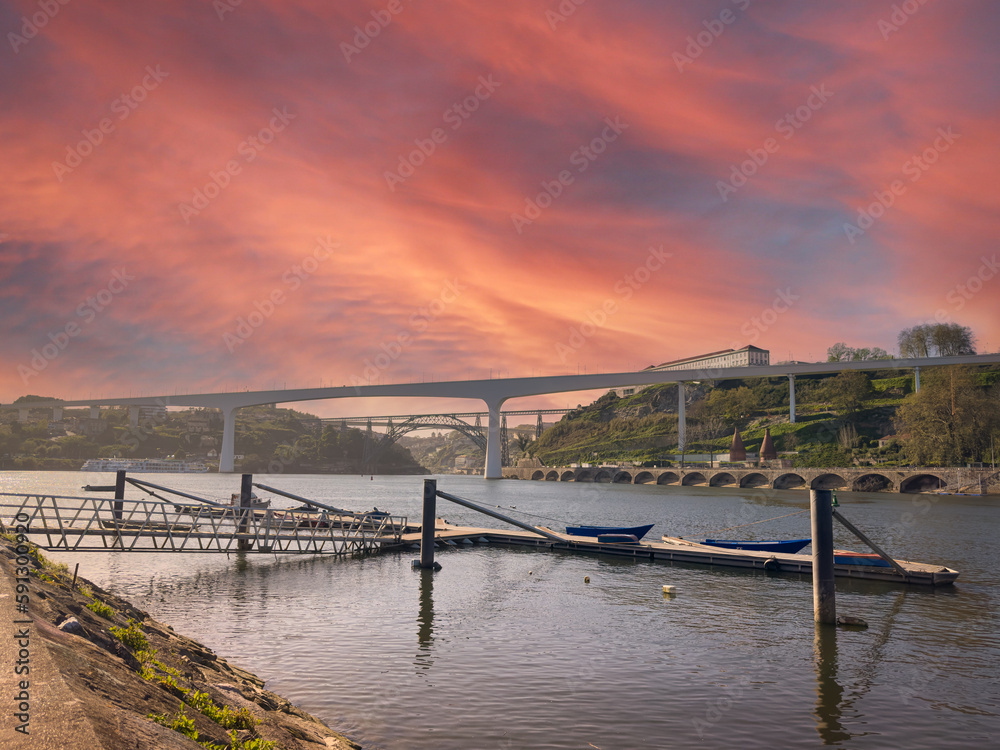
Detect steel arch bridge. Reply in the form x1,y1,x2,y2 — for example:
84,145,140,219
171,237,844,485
327,409,566,472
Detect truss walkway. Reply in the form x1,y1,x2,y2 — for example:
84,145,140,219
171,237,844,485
0,480,406,555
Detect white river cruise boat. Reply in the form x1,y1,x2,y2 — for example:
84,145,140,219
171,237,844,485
81,458,211,473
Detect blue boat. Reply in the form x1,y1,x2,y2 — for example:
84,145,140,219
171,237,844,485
702,538,812,554
834,551,891,567
566,523,654,540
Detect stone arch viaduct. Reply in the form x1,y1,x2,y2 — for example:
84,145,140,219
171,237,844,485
508,465,1000,494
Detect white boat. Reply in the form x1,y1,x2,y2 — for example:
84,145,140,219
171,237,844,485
81,458,211,473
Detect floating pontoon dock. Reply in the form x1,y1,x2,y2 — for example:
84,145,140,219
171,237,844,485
390,522,958,586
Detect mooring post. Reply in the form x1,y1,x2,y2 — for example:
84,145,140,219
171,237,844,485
237,473,253,551
113,470,125,521
811,489,836,625
418,478,439,570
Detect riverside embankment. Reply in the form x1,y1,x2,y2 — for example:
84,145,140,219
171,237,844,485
0,534,360,750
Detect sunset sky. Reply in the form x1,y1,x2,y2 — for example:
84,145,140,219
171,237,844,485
2,0,999,416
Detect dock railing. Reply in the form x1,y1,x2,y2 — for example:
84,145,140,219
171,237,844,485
0,491,406,555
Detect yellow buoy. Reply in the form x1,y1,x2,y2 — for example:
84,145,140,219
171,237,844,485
662,585,676,595
584,576,590,583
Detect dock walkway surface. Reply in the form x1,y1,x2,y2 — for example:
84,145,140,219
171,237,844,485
393,522,959,586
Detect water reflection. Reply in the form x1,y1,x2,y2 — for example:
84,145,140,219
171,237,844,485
813,624,850,745
415,568,435,670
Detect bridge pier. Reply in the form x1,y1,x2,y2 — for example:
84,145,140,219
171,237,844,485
914,366,920,393
90,405,100,419
677,382,686,451
484,398,507,479
789,375,796,424
220,406,237,473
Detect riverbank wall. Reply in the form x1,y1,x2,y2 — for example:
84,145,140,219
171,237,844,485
0,534,360,750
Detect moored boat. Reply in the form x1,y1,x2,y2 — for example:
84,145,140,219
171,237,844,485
565,523,654,540
834,550,891,567
701,538,812,554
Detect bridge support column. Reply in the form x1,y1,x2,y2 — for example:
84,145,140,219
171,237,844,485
51,406,62,422
677,382,686,452
129,406,140,429
220,407,237,473
18,408,29,423
90,405,100,419
484,398,507,479
914,366,920,393
789,375,796,424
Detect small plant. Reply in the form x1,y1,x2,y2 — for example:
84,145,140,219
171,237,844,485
109,619,149,652
148,705,198,741
187,690,258,730
86,600,116,620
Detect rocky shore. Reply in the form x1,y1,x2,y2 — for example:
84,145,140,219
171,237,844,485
1,535,360,750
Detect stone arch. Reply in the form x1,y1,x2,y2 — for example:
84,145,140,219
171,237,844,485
681,472,708,486
576,469,594,482
545,470,559,481
740,473,769,488
634,471,654,484
656,472,680,485
531,470,545,480
852,473,893,492
774,473,806,490
811,473,848,490
899,474,946,493
613,471,632,483
593,470,613,483
709,472,737,487
560,470,576,482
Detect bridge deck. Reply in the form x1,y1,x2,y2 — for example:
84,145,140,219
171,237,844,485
392,523,959,586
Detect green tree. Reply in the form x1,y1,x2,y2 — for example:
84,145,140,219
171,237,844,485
826,370,871,419
899,323,975,357
895,366,1000,464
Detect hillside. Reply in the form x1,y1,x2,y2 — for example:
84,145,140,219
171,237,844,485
531,366,1000,468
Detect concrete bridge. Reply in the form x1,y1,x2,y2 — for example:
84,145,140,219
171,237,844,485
5,352,999,478
507,465,1000,494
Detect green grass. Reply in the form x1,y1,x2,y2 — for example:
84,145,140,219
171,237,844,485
86,600,116,620
109,619,149,652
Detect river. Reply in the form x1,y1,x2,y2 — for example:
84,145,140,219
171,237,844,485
2,471,997,749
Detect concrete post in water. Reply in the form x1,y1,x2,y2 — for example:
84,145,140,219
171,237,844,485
811,489,836,625
113,470,125,521
788,375,796,424
418,478,440,570
237,473,253,551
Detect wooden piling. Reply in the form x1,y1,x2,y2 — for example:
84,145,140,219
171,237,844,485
113,470,125,521
419,478,438,569
811,489,836,624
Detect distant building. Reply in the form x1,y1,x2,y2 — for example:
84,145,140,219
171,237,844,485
187,415,212,433
616,346,770,397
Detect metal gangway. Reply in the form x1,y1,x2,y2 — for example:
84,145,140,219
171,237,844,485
0,474,407,555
